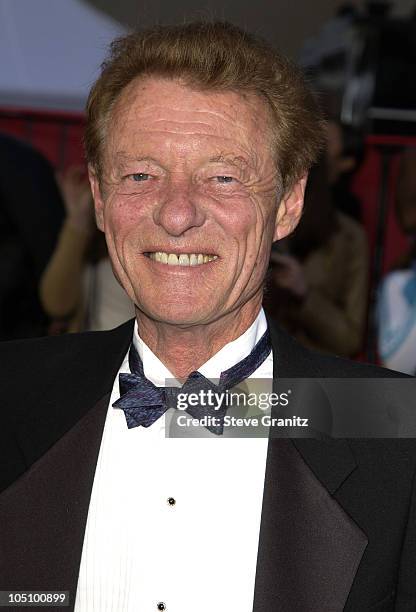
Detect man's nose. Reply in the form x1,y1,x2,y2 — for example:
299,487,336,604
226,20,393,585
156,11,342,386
153,181,205,236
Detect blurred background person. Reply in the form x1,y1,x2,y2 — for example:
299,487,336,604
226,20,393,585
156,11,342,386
39,166,134,333
327,119,365,221
0,132,64,340
377,147,416,374
264,155,369,357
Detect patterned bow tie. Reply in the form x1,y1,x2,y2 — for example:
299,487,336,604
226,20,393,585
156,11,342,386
113,328,272,435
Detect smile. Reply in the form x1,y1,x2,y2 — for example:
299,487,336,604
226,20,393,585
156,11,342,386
145,252,218,266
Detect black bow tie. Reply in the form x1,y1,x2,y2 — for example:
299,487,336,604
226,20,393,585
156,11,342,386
113,328,272,435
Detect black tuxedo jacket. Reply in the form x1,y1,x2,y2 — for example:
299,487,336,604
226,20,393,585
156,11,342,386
1,319,416,611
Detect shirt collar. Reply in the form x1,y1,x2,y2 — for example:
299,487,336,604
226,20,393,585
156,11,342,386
133,309,268,386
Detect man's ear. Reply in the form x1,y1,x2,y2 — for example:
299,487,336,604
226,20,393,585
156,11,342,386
273,174,308,242
88,165,105,232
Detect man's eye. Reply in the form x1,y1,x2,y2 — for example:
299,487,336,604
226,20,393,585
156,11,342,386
215,176,235,184
131,173,150,181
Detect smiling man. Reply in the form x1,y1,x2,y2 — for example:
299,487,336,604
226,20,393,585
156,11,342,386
1,21,416,612
90,75,306,377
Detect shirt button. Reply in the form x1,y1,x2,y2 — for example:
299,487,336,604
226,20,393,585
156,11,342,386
157,603,166,610
167,497,176,506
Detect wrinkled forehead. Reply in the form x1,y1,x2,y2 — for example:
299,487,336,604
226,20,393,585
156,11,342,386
104,75,276,162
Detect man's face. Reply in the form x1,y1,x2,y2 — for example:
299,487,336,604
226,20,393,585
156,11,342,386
90,77,305,327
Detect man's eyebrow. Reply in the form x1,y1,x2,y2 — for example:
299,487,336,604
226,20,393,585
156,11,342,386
112,152,256,172
208,154,253,170
113,152,157,168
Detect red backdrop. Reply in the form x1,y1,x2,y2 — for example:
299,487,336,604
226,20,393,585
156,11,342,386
0,107,85,170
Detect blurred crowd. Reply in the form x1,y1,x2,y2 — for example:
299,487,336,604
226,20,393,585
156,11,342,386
264,121,368,358
1,1,415,375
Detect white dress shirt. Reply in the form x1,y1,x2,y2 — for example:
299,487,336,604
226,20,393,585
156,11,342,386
74,309,273,612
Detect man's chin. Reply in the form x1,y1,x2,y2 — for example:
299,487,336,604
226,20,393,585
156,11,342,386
136,302,221,328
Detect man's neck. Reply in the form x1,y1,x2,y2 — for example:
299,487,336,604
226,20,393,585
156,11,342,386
135,300,263,379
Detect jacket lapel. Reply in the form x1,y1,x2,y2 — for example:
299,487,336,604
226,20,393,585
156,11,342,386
0,319,135,608
253,321,368,611
0,393,110,610
253,439,367,612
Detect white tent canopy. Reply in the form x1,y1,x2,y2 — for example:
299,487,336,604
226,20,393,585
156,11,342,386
0,0,125,112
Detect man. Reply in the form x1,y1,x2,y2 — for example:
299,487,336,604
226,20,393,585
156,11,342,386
0,22,415,612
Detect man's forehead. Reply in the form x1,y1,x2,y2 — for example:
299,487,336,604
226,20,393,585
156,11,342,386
101,77,277,178
110,76,272,134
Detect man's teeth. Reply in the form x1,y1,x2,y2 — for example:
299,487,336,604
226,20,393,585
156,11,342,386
148,252,218,266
